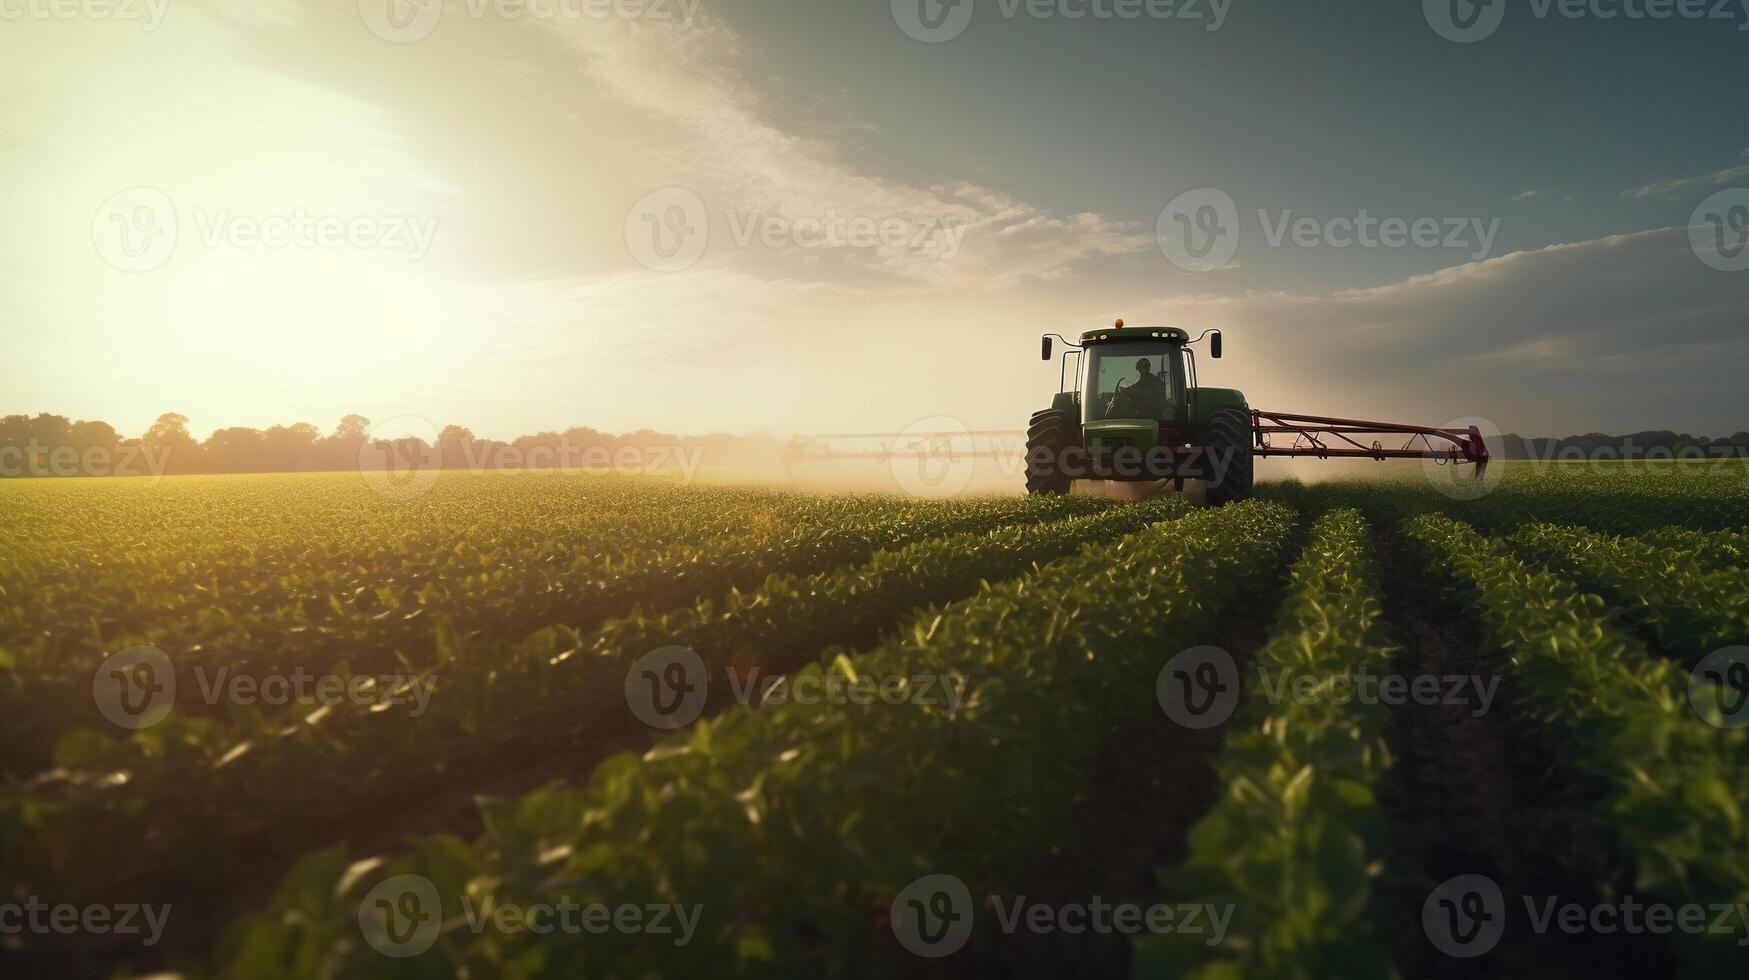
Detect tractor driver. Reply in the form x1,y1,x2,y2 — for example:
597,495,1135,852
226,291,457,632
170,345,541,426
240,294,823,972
1128,356,1166,417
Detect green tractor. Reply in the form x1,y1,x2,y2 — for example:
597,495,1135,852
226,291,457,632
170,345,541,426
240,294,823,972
1027,320,1253,502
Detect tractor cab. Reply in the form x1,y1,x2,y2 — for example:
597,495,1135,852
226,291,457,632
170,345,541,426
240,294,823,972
1032,320,1250,500
1079,327,1189,429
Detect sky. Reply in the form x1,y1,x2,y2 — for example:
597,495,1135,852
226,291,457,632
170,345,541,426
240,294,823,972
3,0,1747,442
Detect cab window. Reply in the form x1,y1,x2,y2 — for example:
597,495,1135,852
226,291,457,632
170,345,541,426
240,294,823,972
1083,343,1176,423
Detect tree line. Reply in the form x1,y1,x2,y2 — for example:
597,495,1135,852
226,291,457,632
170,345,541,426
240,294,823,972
2,412,1745,478
0,412,766,478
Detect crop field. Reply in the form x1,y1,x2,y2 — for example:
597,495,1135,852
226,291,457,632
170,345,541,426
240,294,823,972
2,464,1747,979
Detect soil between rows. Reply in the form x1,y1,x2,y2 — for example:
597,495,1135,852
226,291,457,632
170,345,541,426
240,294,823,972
1374,532,1670,979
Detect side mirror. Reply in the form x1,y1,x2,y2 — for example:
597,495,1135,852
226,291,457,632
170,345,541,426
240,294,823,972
1041,336,1053,361
1210,331,1223,359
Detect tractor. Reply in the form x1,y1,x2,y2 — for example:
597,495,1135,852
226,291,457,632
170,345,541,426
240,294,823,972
1026,320,1489,501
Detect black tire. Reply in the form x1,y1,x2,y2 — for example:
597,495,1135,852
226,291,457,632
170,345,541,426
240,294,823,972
1204,407,1254,506
1025,410,1075,495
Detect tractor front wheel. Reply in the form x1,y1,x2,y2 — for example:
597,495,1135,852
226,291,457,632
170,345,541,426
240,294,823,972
1204,407,1255,505
1025,410,1075,495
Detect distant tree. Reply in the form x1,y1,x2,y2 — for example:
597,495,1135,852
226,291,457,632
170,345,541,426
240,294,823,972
438,425,476,469
205,427,268,472
315,415,373,471
143,413,201,473
262,423,320,471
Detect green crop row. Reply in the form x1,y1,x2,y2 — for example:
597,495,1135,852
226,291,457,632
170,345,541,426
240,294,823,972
212,501,1297,979
1,492,1116,966
1135,510,1399,980
4,486,1094,776
1404,514,1749,977
1507,523,1749,662
1254,465,1749,539
1634,526,1749,573
0,476,937,772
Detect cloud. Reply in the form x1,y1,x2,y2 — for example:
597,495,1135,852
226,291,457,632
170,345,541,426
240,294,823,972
1511,190,1541,202
1621,148,1749,199
538,15,1151,287
1150,227,1749,434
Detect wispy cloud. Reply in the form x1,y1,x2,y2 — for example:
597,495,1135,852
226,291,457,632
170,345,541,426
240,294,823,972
1621,148,1749,199
539,15,1150,287
1146,227,1749,433
1510,190,1541,202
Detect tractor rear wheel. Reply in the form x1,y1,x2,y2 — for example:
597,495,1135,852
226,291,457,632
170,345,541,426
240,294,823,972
1204,407,1254,505
1025,410,1075,495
